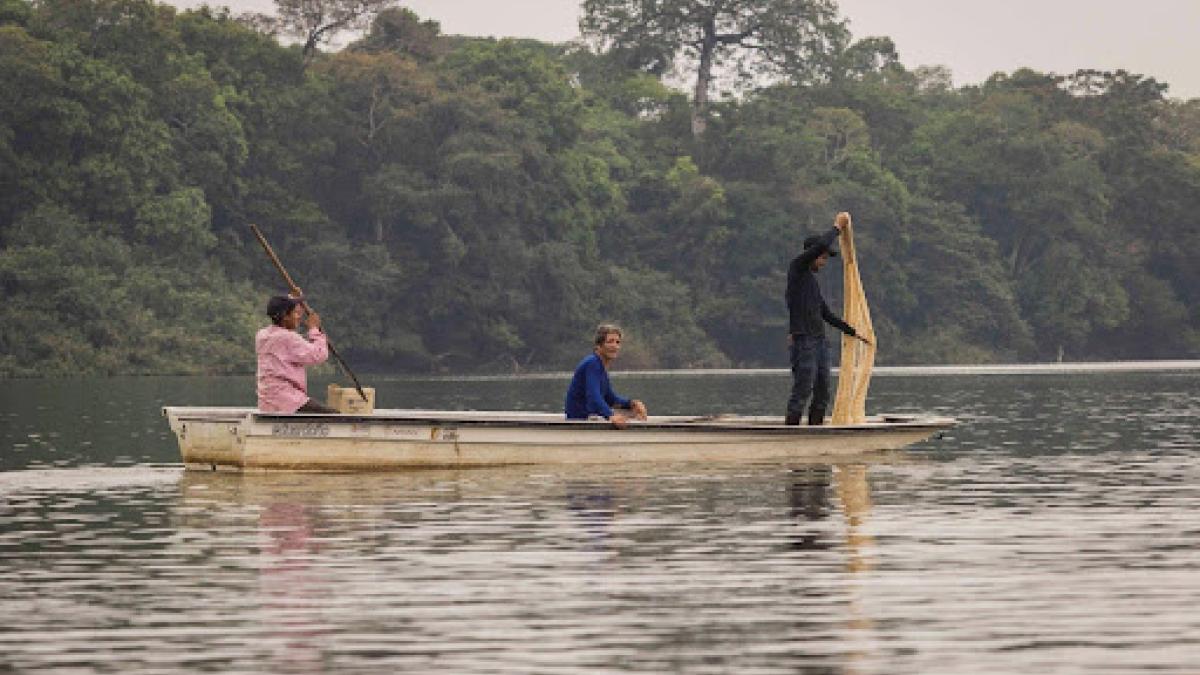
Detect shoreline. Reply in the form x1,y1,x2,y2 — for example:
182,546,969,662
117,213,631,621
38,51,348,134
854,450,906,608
2,360,1198,383
397,360,1200,381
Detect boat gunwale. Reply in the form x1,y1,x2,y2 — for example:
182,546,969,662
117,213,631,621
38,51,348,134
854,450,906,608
163,407,955,435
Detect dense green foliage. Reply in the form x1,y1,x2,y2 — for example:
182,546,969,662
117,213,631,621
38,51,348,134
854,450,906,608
1,0,1197,377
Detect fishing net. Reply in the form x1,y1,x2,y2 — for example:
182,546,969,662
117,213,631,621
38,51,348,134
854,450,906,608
831,212,877,424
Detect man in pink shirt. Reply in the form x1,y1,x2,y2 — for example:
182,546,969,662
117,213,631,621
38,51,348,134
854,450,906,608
256,295,336,413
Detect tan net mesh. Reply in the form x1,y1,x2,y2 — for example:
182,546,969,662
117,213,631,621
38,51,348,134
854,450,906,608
831,212,877,424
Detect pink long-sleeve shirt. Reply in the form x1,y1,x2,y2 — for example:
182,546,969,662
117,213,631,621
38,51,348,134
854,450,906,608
255,325,329,413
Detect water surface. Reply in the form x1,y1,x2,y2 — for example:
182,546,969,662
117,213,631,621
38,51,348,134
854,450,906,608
1,369,1198,672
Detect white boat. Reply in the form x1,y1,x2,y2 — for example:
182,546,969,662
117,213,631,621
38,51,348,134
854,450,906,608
162,407,956,472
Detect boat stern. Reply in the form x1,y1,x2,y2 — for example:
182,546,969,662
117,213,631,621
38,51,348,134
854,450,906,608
162,407,252,470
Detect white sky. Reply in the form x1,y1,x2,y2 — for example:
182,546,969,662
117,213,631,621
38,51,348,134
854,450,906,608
166,0,1200,100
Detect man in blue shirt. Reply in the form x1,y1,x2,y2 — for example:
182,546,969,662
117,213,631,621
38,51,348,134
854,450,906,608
565,324,648,428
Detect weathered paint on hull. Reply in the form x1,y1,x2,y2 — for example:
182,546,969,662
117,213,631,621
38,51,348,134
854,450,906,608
164,407,955,472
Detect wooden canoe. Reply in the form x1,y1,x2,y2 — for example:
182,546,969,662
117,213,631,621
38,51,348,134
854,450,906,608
162,407,956,472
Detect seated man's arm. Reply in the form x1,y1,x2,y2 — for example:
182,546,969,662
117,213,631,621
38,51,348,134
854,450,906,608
605,379,647,422
604,382,630,411
287,329,329,365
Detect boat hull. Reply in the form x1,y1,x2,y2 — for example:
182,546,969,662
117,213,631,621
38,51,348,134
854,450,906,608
163,408,956,471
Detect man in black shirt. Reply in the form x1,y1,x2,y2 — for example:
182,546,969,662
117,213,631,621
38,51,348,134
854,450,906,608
784,218,866,425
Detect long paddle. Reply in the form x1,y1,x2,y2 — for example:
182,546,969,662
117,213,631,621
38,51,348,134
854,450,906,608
249,223,369,403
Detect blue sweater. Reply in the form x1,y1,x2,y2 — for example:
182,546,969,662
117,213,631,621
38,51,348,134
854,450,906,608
564,353,630,419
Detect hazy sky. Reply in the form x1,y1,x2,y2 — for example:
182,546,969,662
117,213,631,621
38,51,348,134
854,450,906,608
166,0,1200,100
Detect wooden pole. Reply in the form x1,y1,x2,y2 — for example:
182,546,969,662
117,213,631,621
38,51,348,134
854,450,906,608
249,224,369,403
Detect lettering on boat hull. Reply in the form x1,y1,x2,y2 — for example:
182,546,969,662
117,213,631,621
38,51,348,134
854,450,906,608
387,425,422,438
271,423,330,438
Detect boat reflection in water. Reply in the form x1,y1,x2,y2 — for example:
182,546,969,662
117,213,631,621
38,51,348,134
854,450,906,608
174,456,893,670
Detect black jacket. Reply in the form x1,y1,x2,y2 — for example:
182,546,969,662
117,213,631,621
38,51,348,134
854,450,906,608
786,227,855,338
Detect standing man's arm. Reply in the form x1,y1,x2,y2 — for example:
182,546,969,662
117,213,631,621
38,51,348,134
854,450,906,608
820,301,857,337
792,226,841,267
821,300,872,344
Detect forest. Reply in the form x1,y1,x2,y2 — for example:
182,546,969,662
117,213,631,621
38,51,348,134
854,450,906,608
1,0,1197,377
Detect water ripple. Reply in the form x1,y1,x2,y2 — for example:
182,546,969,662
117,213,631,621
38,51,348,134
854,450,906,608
1,372,1198,672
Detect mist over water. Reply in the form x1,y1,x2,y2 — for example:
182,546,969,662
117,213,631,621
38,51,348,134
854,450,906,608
1,368,1198,672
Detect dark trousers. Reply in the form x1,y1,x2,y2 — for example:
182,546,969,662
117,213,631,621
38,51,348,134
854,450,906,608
787,334,830,423
297,398,338,414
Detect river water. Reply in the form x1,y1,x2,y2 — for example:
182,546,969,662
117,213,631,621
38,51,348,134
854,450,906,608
1,368,1198,673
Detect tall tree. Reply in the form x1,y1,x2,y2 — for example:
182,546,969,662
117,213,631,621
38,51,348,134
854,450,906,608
580,0,847,136
352,6,444,61
246,0,397,61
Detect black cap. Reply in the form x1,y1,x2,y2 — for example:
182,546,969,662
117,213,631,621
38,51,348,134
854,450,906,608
266,295,300,323
803,235,839,257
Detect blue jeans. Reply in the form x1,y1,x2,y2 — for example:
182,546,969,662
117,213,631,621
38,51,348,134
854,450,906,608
787,334,830,421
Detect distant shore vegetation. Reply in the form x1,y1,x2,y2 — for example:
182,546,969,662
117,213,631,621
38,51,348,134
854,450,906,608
1,0,1197,376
